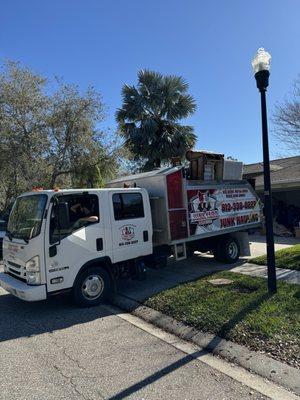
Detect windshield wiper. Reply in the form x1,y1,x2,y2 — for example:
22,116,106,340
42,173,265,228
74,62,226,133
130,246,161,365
5,230,29,244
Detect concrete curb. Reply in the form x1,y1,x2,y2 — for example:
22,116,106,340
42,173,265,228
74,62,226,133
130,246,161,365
112,293,300,396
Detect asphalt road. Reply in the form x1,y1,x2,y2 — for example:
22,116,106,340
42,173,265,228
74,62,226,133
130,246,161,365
0,289,269,400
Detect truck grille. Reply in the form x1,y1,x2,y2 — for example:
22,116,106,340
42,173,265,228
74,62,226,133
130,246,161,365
7,260,27,282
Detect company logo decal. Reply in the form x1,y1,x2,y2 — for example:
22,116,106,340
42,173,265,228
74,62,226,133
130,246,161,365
121,225,135,241
189,189,219,226
8,244,20,254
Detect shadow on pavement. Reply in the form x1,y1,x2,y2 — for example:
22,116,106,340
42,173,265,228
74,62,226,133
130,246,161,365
108,348,208,400
107,291,272,400
0,292,115,343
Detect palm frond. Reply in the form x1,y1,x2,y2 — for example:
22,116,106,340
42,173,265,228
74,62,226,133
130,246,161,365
116,70,197,169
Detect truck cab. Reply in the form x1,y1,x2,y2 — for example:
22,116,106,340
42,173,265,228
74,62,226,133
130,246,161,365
0,188,153,306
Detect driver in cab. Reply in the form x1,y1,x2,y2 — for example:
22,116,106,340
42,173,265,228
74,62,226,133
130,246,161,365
70,202,98,227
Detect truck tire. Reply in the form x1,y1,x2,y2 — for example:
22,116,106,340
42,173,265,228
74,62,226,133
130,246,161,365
73,266,111,307
213,236,240,264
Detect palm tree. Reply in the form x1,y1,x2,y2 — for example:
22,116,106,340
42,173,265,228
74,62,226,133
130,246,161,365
116,70,197,170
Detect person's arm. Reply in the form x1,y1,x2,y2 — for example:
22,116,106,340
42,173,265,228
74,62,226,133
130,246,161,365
79,215,99,222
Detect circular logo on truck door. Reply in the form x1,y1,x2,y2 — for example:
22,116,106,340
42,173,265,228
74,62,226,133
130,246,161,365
120,225,135,241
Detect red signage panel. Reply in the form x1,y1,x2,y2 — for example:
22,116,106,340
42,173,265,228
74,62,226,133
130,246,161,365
166,170,184,209
169,210,188,241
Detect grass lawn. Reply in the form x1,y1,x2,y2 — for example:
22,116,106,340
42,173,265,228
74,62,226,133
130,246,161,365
251,244,300,271
145,271,300,367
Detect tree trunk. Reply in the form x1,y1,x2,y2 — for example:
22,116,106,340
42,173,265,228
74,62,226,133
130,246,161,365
154,158,161,168
50,173,57,188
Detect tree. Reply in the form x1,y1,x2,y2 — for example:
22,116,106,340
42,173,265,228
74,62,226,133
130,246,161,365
46,83,105,187
0,61,50,212
273,77,300,154
0,61,122,214
72,139,125,188
116,70,197,170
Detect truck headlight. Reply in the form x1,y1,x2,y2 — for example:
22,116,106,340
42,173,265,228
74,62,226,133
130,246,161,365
26,271,41,285
25,256,40,272
25,256,41,285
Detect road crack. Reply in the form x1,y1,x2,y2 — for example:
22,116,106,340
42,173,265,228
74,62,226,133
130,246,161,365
52,363,89,400
21,317,106,399
49,331,107,400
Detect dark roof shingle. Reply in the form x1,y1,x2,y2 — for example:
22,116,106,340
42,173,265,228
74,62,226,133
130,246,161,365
243,156,300,187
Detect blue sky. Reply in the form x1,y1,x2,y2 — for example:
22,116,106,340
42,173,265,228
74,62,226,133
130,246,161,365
1,0,299,164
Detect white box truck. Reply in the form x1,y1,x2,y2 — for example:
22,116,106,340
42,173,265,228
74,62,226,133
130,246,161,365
0,153,262,306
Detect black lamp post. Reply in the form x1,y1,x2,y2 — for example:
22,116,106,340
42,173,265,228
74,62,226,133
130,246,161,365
252,48,277,293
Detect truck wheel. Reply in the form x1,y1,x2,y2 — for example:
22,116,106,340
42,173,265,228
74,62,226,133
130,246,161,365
73,266,111,307
214,236,240,264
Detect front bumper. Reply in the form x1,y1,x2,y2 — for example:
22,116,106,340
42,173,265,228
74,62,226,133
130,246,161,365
0,272,47,302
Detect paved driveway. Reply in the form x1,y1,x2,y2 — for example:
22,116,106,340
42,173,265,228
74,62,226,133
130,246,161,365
248,234,299,258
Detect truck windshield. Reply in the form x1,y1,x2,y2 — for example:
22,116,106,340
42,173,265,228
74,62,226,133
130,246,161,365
7,194,47,242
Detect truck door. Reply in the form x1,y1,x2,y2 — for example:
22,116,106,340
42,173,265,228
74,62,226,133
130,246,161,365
44,192,110,292
109,190,152,263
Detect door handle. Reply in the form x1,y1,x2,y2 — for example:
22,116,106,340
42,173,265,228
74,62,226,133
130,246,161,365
96,238,103,251
143,230,149,242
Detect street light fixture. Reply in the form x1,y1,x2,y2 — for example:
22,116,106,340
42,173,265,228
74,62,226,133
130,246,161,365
252,48,277,293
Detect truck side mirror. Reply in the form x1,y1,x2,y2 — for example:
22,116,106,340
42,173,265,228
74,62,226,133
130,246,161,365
58,202,70,230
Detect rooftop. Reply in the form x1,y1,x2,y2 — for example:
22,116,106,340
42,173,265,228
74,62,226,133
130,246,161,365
107,166,181,184
243,155,300,188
